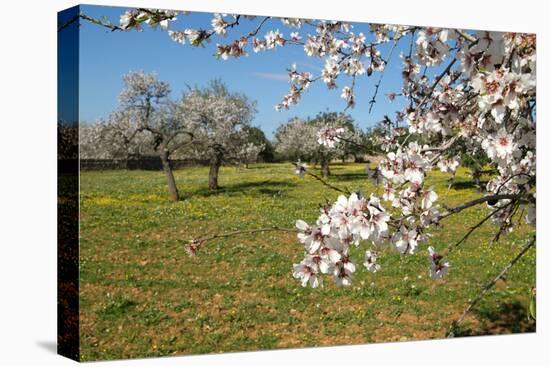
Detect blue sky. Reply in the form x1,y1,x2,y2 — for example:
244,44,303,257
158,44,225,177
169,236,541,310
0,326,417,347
64,4,417,138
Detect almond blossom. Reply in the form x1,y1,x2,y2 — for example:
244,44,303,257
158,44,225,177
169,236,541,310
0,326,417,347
428,247,450,279
363,250,381,273
293,255,322,288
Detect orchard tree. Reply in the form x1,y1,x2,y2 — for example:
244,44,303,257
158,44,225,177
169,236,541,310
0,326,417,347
242,126,275,163
75,8,536,332
82,74,258,194
311,111,367,170
81,72,194,201
80,112,157,160
274,118,318,163
110,71,195,201
275,112,362,177
184,80,257,189
236,142,266,168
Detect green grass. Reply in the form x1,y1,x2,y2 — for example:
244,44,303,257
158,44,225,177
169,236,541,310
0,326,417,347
78,163,535,361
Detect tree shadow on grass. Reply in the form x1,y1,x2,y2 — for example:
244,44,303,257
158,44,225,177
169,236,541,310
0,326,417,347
186,180,297,198
330,172,368,182
452,300,535,337
450,180,488,191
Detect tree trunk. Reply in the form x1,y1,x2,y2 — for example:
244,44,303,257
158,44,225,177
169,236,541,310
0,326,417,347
321,156,331,178
160,151,179,201
209,153,222,190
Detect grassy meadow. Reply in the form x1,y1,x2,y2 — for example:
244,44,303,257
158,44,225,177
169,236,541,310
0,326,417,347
78,162,535,361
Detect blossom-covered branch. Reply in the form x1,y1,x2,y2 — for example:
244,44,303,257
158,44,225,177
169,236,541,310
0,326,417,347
79,7,536,295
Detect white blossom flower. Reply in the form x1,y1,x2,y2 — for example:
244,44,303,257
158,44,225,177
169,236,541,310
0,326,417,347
392,226,419,254
333,257,356,287
293,256,322,288
318,246,341,274
294,160,307,178
265,30,285,49
296,222,324,254
340,86,355,107
211,14,228,35
404,154,425,184
427,246,449,279
438,157,460,173
363,250,381,273
421,189,438,210
290,32,302,41
482,128,517,163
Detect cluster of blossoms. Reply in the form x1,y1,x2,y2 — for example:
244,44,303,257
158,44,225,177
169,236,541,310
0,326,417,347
292,185,448,288
120,9,178,31
275,64,313,111
293,192,390,287
471,67,535,124
290,25,535,287
415,28,450,66
167,29,206,46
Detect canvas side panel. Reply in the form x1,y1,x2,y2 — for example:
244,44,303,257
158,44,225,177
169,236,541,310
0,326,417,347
57,5,80,362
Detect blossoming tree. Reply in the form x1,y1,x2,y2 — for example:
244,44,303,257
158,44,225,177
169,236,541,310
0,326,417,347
71,8,537,333
275,112,364,177
110,71,194,201
182,79,257,190
81,74,259,197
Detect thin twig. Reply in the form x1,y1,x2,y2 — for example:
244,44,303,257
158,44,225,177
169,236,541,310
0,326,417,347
186,226,297,256
416,57,457,109
368,40,399,113
447,235,536,337
79,13,124,32
57,14,80,32
305,169,351,195
443,202,513,256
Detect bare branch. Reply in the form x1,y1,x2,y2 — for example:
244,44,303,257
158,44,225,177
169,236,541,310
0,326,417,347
447,235,536,337
185,226,297,256
443,201,513,256
368,40,399,113
294,163,351,195
79,13,124,32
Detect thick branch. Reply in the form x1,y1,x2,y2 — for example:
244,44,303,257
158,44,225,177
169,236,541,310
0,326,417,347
439,194,526,220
